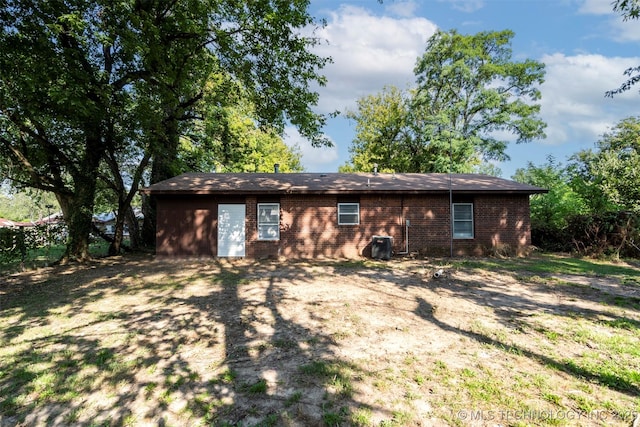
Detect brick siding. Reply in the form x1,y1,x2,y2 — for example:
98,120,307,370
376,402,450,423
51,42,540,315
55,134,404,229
155,193,531,258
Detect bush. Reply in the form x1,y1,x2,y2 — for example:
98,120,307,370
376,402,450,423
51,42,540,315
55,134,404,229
0,227,27,264
0,224,63,268
531,222,572,252
566,211,640,258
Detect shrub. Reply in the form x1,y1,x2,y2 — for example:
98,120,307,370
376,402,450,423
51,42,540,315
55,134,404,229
566,211,639,258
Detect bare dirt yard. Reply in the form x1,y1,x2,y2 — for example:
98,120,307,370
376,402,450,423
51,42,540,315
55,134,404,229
1,254,639,426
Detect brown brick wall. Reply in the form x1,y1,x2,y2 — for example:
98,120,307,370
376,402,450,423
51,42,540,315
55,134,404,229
156,193,531,258
155,196,217,257
453,195,532,256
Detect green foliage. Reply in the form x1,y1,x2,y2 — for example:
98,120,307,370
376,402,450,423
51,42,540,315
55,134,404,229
183,98,304,173
569,117,640,214
589,117,640,214
342,30,546,173
0,187,59,223
0,228,26,264
1,0,328,260
566,211,640,258
0,224,67,268
613,0,640,20
340,86,411,173
566,151,617,214
515,119,640,257
513,156,587,229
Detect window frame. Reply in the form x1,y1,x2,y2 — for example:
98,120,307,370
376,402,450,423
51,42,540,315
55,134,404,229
452,203,474,239
257,203,280,241
338,202,360,225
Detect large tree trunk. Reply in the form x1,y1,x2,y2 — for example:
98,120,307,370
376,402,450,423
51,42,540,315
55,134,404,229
63,185,96,263
61,129,104,263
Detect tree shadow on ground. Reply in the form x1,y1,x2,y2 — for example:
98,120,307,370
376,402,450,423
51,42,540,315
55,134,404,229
0,256,392,426
2,255,639,425
337,257,640,399
413,296,640,398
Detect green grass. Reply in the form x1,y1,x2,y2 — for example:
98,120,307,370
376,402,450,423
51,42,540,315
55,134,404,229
211,369,237,385
350,407,373,426
241,378,268,394
0,241,111,273
454,253,638,278
299,360,356,399
1,253,638,426
284,391,302,407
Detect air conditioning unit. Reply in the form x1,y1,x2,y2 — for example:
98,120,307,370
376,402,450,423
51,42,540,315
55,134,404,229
371,235,393,260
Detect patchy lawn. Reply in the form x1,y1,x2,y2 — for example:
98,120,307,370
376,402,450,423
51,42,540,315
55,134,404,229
0,254,639,426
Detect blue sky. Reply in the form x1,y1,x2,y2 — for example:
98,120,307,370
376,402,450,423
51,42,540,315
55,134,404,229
284,0,640,178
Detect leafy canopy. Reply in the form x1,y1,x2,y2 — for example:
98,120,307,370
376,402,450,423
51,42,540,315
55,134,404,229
512,156,587,229
576,117,640,214
342,29,546,173
0,0,330,260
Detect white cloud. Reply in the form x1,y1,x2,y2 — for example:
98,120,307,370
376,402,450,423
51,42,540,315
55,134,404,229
539,53,639,145
302,3,640,174
284,126,339,172
385,1,419,17
610,17,640,41
439,0,484,13
577,0,614,15
577,0,640,41
311,5,437,114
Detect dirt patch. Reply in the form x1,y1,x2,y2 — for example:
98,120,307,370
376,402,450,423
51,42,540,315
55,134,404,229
1,255,639,426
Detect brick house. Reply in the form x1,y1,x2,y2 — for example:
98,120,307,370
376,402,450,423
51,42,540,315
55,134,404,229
142,172,546,258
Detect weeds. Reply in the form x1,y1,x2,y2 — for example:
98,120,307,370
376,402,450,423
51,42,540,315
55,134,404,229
1,254,638,426
241,378,268,394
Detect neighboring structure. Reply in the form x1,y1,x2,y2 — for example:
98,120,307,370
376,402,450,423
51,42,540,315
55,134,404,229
0,217,19,228
93,208,144,236
142,172,547,259
0,218,37,228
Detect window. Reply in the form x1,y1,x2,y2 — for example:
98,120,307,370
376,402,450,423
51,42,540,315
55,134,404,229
338,203,360,225
453,203,473,239
257,203,280,240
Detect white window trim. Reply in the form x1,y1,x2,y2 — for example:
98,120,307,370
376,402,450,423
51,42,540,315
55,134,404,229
338,203,360,225
452,203,474,239
257,203,280,241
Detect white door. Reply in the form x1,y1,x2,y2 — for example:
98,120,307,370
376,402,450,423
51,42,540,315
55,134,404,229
217,204,246,257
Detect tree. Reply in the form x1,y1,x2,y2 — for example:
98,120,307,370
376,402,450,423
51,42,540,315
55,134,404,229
607,0,640,96
412,30,546,167
0,1,129,262
613,0,640,19
1,0,330,262
512,157,587,230
340,86,410,173
342,30,546,173
178,85,304,174
565,150,616,214
0,185,59,223
574,117,640,214
561,117,640,257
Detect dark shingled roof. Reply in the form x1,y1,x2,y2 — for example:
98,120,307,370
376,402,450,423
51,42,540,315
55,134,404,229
142,173,547,195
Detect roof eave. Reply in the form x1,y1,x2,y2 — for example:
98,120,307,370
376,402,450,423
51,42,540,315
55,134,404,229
142,188,548,196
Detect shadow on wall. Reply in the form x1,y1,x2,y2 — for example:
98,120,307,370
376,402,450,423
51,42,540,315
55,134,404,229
275,195,454,259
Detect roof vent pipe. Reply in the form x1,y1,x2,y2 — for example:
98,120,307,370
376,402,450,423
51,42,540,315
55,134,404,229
373,163,378,175
274,163,280,173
